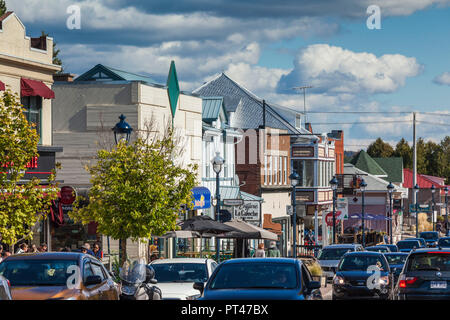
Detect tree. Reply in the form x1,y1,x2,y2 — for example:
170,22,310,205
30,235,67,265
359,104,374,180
367,137,394,158
41,31,63,72
70,122,198,264
0,90,59,251
0,0,6,16
394,138,412,169
440,136,450,184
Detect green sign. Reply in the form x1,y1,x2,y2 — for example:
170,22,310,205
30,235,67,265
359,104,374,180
167,60,180,121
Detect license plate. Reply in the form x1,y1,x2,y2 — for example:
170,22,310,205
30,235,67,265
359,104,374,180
430,281,447,289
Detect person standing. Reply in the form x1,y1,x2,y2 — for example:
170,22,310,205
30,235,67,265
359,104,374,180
30,244,39,253
83,243,95,256
39,243,48,252
253,243,266,258
92,242,103,260
16,243,28,254
267,241,281,257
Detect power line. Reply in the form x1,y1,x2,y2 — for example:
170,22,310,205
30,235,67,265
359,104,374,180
309,120,412,125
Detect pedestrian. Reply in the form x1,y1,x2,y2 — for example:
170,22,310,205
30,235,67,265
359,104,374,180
39,243,48,252
80,244,88,254
1,251,11,261
267,241,281,257
253,243,265,258
83,243,95,256
30,244,39,253
149,253,159,262
0,245,3,263
92,242,103,259
16,243,28,254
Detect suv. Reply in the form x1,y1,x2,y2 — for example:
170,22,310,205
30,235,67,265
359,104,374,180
395,248,450,300
419,232,439,247
317,244,364,282
397,240,421,253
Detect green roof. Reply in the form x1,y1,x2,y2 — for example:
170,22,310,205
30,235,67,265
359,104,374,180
75,64,157,84
240,191,263,202
202,97,228,123
373,157,404,183
219,186,240,201
350,150,388,177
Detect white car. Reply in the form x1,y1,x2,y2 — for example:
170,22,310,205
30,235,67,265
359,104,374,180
149,258,218,300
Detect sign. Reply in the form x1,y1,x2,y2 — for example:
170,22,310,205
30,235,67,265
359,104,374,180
60,186,77,211
22,151,56,181
223,199,244,206
191,187,211,210
325,212,340,227
336,198,348,220
167,60,180,119
295,191,314,203
292,146,314,158
287,205,293,216
234,201,260,222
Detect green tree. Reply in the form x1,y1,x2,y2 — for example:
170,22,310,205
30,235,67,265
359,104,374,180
367,137,395,158
440,136,450,184
394,138,412,169
0,90,59,251
70,124,198,264
41,31,63,72
0,0,6,16
416,138,427,174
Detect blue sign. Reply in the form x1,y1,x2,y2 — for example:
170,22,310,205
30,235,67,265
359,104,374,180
192,187,211,210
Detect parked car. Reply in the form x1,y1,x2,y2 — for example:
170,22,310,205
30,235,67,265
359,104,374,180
395,248,450,300
0,252,119,300
419,232,440,247
317,244,364,282
384,244,399,253
408,238,427,248
332,251,393,300
150,258,217,300
397,240,422,253
365,246,391,253
384,252,409,285
0,275,12,300
438,237,450,248
195,258,322,300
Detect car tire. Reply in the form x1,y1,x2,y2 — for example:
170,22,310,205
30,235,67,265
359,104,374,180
332,293,339,300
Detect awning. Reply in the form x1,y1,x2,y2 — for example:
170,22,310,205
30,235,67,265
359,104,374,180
0,80,5,91
191,187,211,209
21,78,55,99
219,219,278,240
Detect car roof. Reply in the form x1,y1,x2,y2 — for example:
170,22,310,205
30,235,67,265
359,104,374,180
345,251,385,256
439,237,450,240
383,252,408,256
150,258,209,264
221,258,298,265
322,244,361,249
397,239,421,243
366,245,388,248
420,231,438,234
409,248,450,254
3,252,88,261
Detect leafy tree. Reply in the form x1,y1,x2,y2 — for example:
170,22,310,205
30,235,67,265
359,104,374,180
440,136,450,184
416,138,427,174
41,31,63,72
70,123,198,264
394,138,412,169
0,90,59,251
0,0,6,16
367,137,394,158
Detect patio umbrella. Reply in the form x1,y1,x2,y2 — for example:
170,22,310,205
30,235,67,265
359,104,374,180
159,230,201,238
218,219,278,241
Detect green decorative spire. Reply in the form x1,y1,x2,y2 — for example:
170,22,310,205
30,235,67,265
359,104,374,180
167,61,180,123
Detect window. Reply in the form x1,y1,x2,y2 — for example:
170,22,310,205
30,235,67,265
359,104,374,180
295,114,302,128
264,155,268,185
83,261,94,282
90,262,106,281
279,156,282,185
205,143,210,178
284,157,287,185
21,96,42,142
292,160,314,187
269,156,272,185
274,156,278,185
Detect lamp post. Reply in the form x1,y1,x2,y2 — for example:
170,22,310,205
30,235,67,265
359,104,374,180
290,171,300,258
445,187,449,236
387,182,395,244
360,179,367,247
330,176,338,244
112,114,133,145
431,185,436,232
414,184,420,238
112,114,133,264
212,152,224,262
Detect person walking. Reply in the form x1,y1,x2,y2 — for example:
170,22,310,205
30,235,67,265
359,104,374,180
267,241,281,257
253,243,266,258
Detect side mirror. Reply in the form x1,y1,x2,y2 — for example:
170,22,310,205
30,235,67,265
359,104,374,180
84,275,102,286
307,281,321,290
193,282,204,294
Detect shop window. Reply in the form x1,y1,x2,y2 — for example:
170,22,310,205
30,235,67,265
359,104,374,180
21,96,42,143
292,159,314,187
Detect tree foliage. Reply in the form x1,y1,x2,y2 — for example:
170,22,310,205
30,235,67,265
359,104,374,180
367,138,395,158
0,0,6,17
0,90,59,249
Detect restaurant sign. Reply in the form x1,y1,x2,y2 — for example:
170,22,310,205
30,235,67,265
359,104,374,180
234,201,260,223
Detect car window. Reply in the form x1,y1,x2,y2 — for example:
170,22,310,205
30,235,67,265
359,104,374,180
317,248,352,260
397,241,420,249
438,238,450,247
83,261,94,281
153,263,208,283
385,254,407,265
301,265,312,288
211,262,218,272
90,262,106,281
338,255,388,271
407,252,450,272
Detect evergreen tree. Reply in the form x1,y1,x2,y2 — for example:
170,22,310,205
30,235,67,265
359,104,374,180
0,1,6,17
394,138,412,169
367,137,395,158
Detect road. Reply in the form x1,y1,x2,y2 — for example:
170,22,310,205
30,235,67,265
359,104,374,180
321,282,332,300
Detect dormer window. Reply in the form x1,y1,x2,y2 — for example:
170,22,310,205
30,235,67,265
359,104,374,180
295,114,302,128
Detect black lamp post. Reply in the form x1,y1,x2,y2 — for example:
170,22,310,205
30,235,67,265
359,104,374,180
445,187,449,236
431,185,436,232
330,176,338,244
387,182,395,244
414,184,420,238
212,152,224,262
290,171,300,258
360,179,367,247
112,114,133,144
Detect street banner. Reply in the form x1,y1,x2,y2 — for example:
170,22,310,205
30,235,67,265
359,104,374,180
336,198,348,220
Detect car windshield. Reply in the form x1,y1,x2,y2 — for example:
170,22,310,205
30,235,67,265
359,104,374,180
420,233,438,240
397,241,420,249
385,254,408,265
0,259,78,286
209,263,298,290
438,238,450,247
407,252,450,272
318,248,353,260
152,263,207,283
338,255,388,271
366,247,389,253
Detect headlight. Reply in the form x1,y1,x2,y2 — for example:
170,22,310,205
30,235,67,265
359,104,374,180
333,276,345,285
121,285,137,296
65,297,78,300
186,294,201,300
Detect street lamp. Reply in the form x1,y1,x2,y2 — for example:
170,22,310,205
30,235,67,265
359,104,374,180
112,114,133,145
360,179,367,247
445,186,449,236
414,184,420,238
387,182,395,244
290,171,300,258
431,185,436,232
330,176,338,244
212,152,224,262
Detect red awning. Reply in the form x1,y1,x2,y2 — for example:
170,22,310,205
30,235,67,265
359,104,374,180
0,80,5,91
20,78,55,99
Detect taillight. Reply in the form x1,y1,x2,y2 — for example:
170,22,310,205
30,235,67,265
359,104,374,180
398,275,417,288
6,280,10,287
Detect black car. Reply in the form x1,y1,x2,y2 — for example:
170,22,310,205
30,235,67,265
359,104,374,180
332,251,393,300
397,240,421,253
194,258,322,300
365,246,391,253
408,238,427,248
395,248,450,300
384,244,399,253
419,232,439,247
438,237,450,248
384,252,409,285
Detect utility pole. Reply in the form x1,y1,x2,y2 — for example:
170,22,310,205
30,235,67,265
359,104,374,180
412,112,417,225
293,85,313,123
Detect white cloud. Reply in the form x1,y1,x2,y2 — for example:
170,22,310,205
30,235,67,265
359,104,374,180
433,72,450,86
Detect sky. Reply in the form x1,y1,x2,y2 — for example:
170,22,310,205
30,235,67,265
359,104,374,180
6,0,450,151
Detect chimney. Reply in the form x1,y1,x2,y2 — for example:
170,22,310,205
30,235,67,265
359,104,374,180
53,73,75,82
305,122,313,133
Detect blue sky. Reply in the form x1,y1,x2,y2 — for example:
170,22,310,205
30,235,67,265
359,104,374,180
7,0,450,150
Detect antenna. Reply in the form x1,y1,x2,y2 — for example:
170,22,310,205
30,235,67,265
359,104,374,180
293,85,313,123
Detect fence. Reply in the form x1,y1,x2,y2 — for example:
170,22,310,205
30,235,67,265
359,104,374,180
296,245,322,258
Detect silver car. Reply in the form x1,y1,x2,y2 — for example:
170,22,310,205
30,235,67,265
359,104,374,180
317,244,364,282
0,275,12,300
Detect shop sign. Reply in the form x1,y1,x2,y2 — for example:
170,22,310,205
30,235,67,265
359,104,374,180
223,199,244,206
60,186,77,211
234,201,260,222
291,147,314,158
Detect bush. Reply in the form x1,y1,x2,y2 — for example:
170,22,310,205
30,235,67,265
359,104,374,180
307,261,323,277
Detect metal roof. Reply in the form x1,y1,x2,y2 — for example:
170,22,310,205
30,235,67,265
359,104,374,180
240,191,263,202
75,64,158,84
220,186,241,200
202,96,228,123
344,163,390,191
350,150,388,177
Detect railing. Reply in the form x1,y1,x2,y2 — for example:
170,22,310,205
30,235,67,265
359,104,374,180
296,245,322,258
